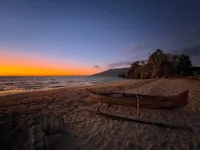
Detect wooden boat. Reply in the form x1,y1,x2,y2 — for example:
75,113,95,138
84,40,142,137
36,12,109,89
87,89,189,109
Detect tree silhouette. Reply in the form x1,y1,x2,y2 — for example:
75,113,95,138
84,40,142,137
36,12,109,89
177,54,192,76
127,49,193,79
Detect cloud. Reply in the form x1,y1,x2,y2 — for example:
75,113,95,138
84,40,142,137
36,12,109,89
107,60,134,68
107,50,149,69
94,65,100,68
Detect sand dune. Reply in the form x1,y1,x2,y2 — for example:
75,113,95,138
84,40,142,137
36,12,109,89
1,78,200,150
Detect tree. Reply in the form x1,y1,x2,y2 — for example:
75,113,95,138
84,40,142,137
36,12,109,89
130,61,140,69
127,61,140,78
140,60,146,65
134,67,142,78
176,54,192,76
140,64,151,79
148,49,168,77
127,49,193,79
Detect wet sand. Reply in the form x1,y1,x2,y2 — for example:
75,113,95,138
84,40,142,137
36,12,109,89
1,78,200,150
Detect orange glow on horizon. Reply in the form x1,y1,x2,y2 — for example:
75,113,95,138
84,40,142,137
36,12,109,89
0,51,98,76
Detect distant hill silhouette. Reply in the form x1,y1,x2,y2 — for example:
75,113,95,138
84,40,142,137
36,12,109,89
91,68,128,77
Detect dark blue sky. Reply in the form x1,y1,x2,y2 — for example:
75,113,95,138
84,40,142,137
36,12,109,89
1,0,200,71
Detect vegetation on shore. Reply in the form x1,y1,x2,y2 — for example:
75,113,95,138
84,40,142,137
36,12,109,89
126,49,195,79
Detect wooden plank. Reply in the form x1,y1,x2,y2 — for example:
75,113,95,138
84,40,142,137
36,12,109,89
85,110,193,132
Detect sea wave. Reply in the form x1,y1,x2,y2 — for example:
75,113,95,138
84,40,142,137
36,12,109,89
0,76,125,95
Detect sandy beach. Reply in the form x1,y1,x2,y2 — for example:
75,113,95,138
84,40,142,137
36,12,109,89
1,78,200,150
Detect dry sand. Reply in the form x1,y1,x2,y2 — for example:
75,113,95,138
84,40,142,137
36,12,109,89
1,78,200,150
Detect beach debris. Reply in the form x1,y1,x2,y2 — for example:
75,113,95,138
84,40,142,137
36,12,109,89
84,109,193,132
136,92,140,117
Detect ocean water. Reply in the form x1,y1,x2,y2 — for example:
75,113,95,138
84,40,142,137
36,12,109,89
0,76,125,95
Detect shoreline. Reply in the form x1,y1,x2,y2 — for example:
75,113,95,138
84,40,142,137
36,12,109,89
1,78,154,97
0,79,128,97
0,79,155,108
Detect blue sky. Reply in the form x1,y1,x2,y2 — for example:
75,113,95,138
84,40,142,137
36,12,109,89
0,0,200,74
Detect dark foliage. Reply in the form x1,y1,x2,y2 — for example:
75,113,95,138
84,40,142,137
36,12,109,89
127,49,193,79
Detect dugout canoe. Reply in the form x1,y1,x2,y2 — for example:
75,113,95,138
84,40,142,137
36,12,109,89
87,89,189,109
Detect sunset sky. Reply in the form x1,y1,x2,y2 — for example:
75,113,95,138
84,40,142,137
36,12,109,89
0,0,200,76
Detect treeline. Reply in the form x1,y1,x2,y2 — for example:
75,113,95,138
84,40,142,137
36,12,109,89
127,49,193,79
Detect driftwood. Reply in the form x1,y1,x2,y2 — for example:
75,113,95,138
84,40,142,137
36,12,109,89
85,110,193,132
136,92,140,117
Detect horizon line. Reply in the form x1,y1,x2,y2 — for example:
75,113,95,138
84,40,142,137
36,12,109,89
0,74,93,77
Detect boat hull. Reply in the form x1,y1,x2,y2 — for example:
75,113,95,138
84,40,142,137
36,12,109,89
88,90,189,109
